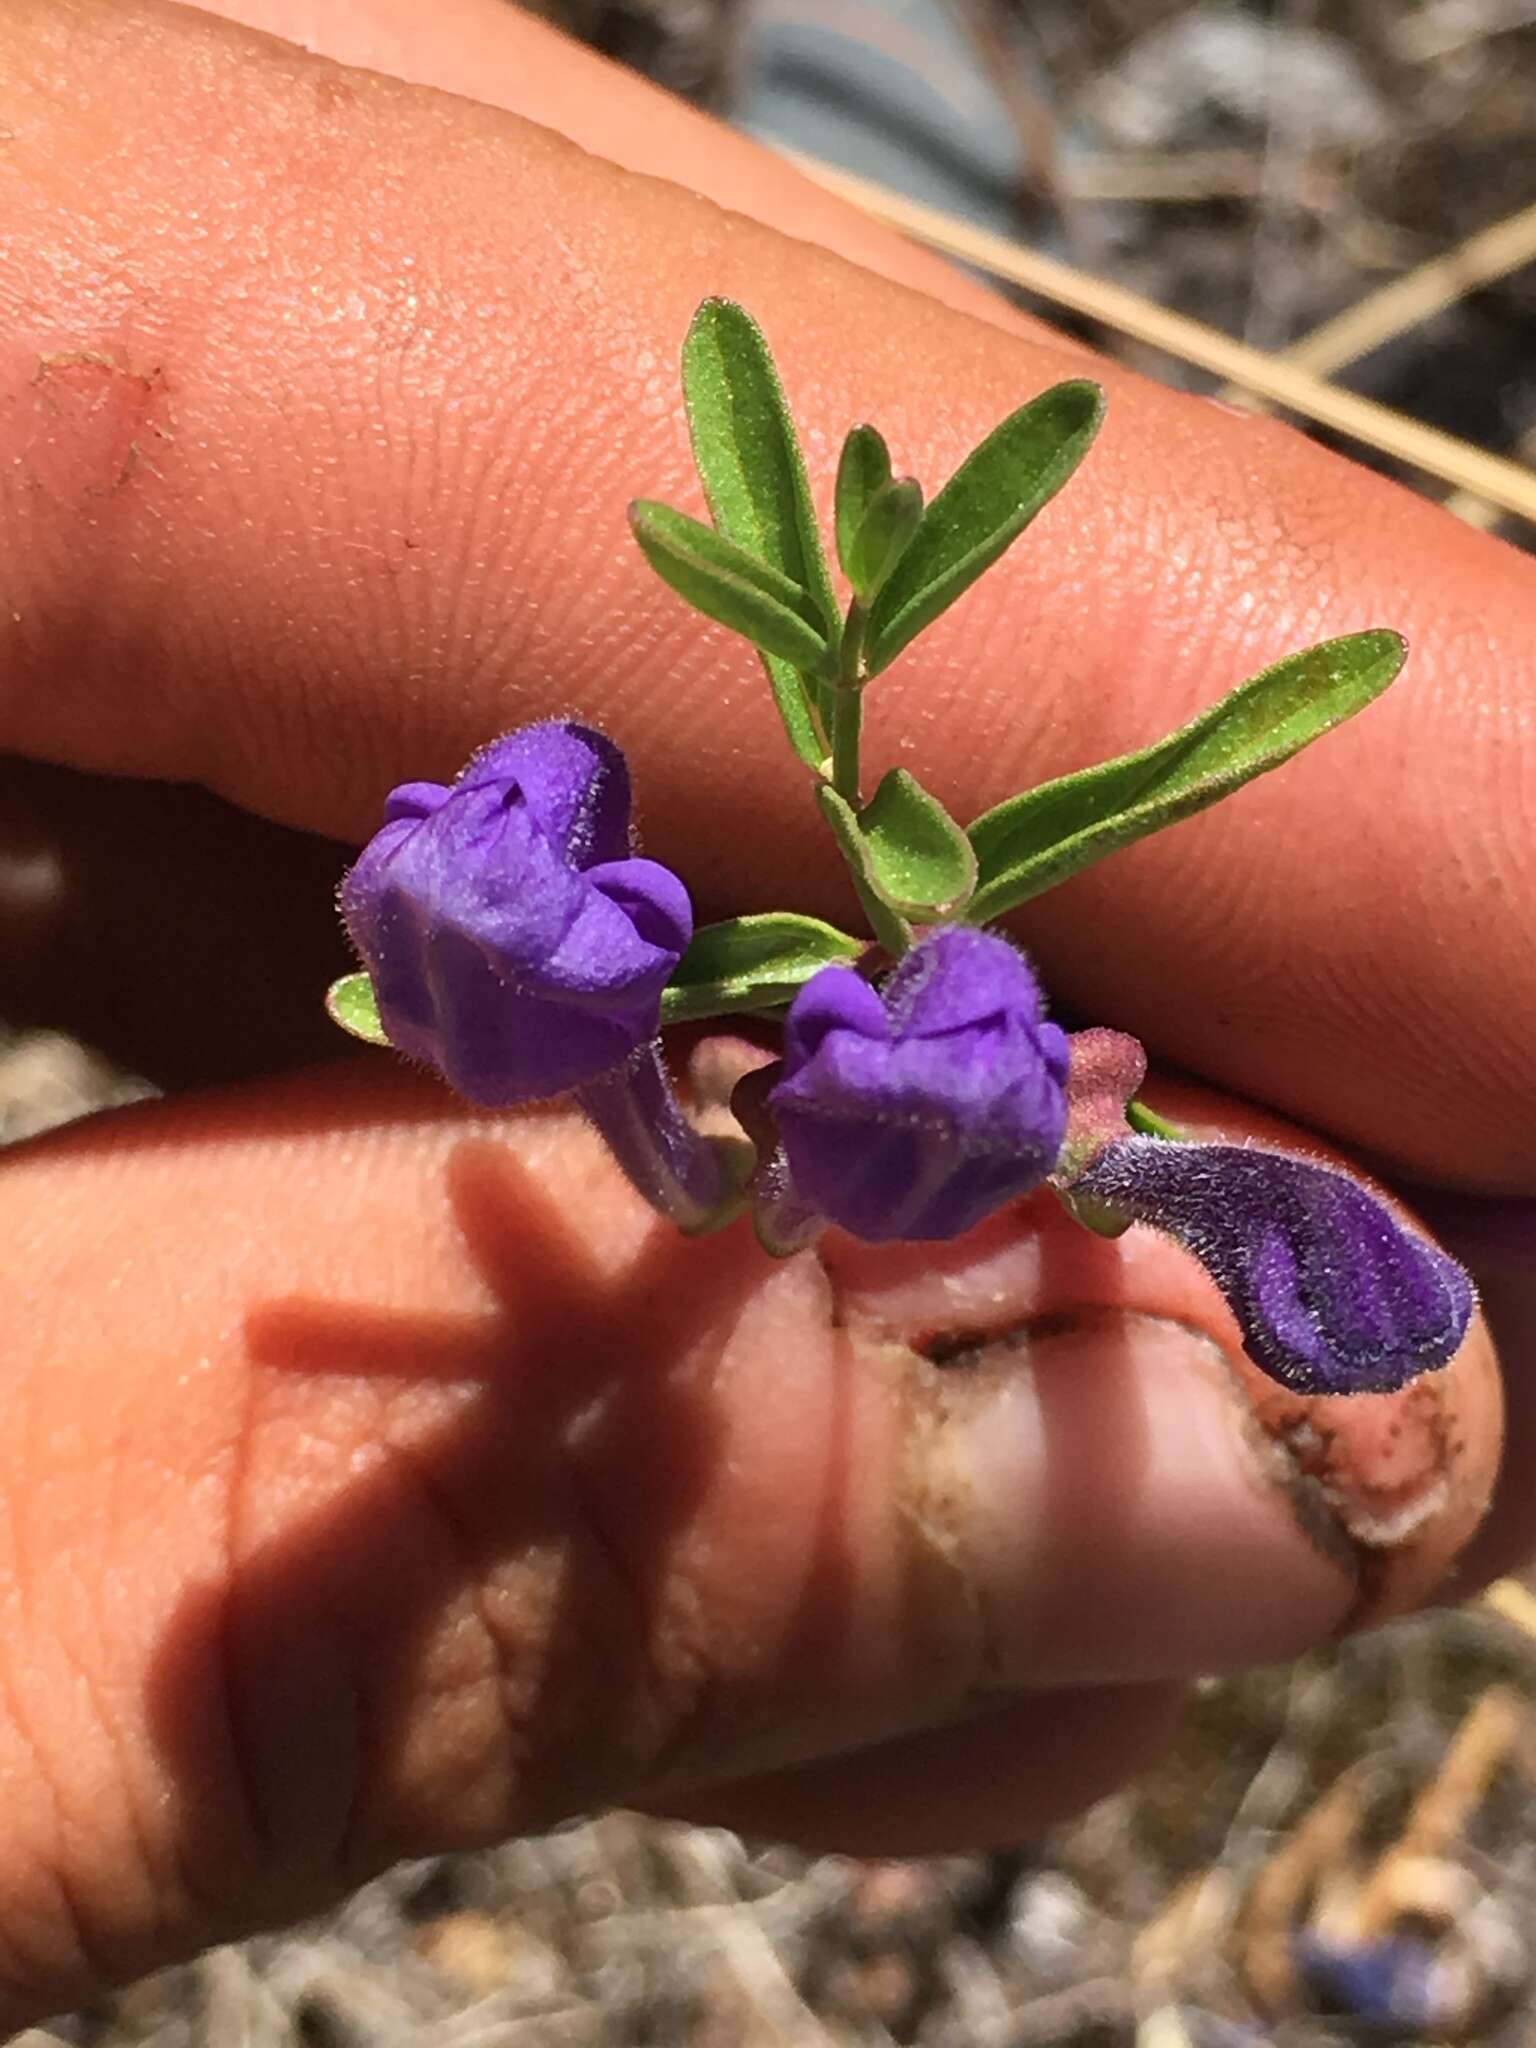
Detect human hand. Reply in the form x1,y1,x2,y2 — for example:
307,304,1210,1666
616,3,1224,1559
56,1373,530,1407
0,0,1528,2023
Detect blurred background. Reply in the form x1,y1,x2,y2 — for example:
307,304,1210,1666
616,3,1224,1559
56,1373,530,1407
9,2,1536,2043
541,0,1536,541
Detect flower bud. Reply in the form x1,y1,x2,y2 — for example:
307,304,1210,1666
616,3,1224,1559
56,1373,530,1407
1074,1136,1474,1394
341,721,692,1105
767,926,1070,1243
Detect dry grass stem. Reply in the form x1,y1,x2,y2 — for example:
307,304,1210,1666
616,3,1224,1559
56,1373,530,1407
782,148,1536,526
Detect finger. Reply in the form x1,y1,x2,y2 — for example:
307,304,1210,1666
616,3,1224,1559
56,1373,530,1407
190,0,1019,323
1454,1261,1536,1587
655,1683,1189,1856
0,1061,1491,2021
1131,1080,1506,1613
1411,1195,1536,1591
2,0,1532,1195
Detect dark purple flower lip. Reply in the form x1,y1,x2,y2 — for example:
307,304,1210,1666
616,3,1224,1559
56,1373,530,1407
1073,1135,1475,1396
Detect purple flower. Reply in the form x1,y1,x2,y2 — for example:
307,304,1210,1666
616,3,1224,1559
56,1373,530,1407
766,926,1070,1243
341,721,692,1105
1073,1136,1474,1394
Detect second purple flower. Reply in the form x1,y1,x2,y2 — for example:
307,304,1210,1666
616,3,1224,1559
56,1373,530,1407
766,926,1071,1242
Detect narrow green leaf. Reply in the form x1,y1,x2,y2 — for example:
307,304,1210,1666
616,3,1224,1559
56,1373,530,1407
967,629,1408,923
864,379,1105,676
835,423,893,581
770,667,825,771
326,972,389,1046
855,767,978,918
683,299,841,633
847,477,924,603
629,500,833,674
682,298,841,743
815,786,915,960
660,913,865,1025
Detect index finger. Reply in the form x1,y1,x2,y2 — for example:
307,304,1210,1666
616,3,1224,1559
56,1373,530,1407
2,0,1531,1190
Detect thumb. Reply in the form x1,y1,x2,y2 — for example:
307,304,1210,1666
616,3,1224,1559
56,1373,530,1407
0,1060,1495,2024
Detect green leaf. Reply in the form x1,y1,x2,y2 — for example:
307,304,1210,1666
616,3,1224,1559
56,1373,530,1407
683,299,841,634
1056,1186,1135,1240
660,913,865,1025
835,423,892,580
326,972,389,1046
846,476,924,603
682,298,841,748
629,500,833,673
855,767,978,918
815,785,914,960
967,629,1408,923
864,379,1105,676
817,770,977,948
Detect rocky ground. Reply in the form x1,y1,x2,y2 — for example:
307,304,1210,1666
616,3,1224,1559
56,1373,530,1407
7,1,1536,2042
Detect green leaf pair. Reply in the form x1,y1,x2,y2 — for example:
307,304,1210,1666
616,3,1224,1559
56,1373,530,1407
632,298,1105,778
659,299,840,765
834,425,922,605
855,380,1103,677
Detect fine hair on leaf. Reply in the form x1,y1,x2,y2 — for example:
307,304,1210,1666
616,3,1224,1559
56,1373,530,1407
681,298,841,749
864,379,1105,675
967,629,1408,922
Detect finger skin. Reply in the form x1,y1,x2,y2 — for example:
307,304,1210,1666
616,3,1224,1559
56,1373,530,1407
192,0,1022,323
0,0,1532,1195
0,1058,1493,2019
1435,1234,1536,1591
658,1683,1191,1856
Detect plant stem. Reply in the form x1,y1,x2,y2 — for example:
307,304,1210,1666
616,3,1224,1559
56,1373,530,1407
819,596,910,954
830,689,862,804
1126,1098,1186,1142
829,598,868,803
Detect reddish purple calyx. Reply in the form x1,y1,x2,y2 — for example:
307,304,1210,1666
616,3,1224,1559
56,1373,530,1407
1052,1028,1148,1188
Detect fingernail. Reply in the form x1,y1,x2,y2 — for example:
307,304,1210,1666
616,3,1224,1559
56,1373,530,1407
929,1310,1357,1687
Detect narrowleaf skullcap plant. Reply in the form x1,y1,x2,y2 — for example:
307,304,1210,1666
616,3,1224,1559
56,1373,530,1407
329,297,1474,1401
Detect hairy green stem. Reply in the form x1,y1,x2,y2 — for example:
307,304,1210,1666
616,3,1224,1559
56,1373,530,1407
828,597,869,803
830,689,862,804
